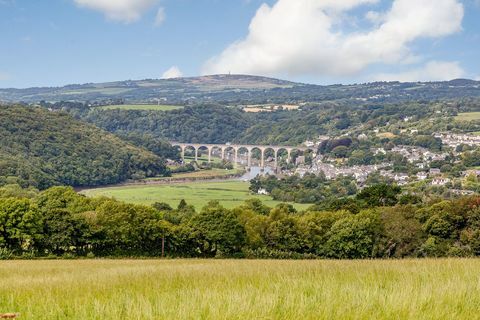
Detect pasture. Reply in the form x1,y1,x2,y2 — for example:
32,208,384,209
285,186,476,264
99,104,183,111
455,112,480,121
81,180,311,210
1,259,479,319
146,168,244,181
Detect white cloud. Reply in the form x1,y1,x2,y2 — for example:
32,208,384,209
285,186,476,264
372,61,465,82
162,66,183,79
74,0,159,23
203,0,464,79
154,7,166,26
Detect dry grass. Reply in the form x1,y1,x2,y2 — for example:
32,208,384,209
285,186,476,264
1,259,480,319
455,112,480,122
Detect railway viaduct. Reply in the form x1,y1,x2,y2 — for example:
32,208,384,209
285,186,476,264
170,142,315,168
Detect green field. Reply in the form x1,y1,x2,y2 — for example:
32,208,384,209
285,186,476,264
455,112,480,121
82,180,311,210
1,259,479,319
147,168,244,181
99,104,183,111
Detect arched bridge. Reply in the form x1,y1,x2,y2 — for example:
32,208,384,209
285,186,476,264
170,142,315,168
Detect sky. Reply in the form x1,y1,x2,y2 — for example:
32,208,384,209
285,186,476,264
0,0,479,88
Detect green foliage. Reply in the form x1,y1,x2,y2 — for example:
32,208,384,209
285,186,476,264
2,185,480,259
326,210,382,259
251,174,357,204
190,201,246,256
0,106,169,189
356,184,402,207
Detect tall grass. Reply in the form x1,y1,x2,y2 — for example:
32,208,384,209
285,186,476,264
1,259,479,319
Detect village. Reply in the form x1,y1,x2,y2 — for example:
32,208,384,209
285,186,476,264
279,132,480,193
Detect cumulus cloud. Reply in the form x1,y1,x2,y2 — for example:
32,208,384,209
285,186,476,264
373,61,465,82
203,0,464,79
154,7,166,26
74,0,159,23
162,66,183,79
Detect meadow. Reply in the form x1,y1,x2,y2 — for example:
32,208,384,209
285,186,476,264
98,104,183,111
454,112,480,121
1,259,479,319
82,180,311,210
146,168,244,181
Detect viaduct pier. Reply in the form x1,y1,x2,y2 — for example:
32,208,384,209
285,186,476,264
170,142,315,168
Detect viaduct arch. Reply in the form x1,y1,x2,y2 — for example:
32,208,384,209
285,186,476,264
170,142,315,169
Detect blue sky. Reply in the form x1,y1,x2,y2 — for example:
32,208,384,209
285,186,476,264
0,0,479,88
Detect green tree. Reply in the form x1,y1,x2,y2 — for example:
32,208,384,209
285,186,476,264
190,201,246,256
356,184,401,207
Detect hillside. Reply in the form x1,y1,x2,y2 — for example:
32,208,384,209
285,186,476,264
0,74,299,104
0,75,479,105
0,105,168,189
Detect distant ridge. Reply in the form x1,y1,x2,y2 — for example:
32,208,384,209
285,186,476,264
0,74,478,104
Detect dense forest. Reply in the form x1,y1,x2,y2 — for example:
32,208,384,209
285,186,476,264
81,106,251,144
0,106,171,189
63,99,480,145
1,184,480,259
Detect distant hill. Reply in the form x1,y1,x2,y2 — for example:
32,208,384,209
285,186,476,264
0,105,169,189
1,74,479,105
0,75,299,104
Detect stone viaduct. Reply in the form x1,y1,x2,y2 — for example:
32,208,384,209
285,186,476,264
170,142,315,168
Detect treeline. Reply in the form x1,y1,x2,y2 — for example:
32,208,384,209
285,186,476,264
81,106,251,144
250,174,358,203
0,106,170,189
2,184,480,259
65,100,480,146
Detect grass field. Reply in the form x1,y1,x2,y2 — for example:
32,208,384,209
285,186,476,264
146,168,244,181
1,259,480,319
81,180,311,210
99,104,183,111
455,112,480,121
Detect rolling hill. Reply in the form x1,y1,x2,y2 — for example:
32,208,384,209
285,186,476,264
0,105,169,189
0,75,479,105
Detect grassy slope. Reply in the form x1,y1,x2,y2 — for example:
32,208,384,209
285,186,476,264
455,112,480,121
81,180,312,211
99,104,183,111
1,259,479,319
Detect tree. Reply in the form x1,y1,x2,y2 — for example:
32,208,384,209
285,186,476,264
356,184,401,207
0,198,43,253
190,201,246,256
331,146,349,158
326,210,382,259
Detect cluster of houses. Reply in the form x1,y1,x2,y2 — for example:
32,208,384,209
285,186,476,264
293,160,457,187
280,132,480,192
374,145,448,167
434,132,480,149
298,162,389,184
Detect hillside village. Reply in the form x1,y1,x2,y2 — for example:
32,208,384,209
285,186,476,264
275,132,480,195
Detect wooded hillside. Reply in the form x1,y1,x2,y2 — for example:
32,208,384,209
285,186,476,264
0,106,168,189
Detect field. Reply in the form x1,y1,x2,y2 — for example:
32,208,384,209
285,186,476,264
455,112,480,121
81,180,311,210
1,259,480,319
146,168,244,181
99,104,183,111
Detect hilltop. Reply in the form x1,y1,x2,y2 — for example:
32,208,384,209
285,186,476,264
0,74,299,104
0,105,169,189
1,75,479,105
